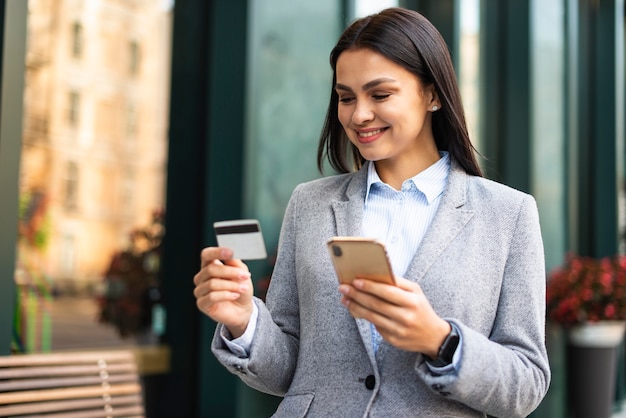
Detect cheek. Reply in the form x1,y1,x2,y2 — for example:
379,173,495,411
337,106,352,129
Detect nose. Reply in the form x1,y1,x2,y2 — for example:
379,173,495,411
352,100,374,125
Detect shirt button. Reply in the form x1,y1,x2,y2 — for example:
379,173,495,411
365,375,376,390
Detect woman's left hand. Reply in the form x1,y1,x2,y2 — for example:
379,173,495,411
339,277,451,358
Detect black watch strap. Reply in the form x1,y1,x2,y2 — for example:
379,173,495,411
429,322,460,368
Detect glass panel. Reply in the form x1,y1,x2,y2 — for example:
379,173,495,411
615,8,626,254
351,0,398,18
244,0,342,281
15,0,173,352
531,0,566,270
458,0,482,153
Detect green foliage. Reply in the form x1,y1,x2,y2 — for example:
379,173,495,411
18,190,50,251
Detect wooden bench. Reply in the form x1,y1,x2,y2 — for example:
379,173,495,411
0,349,145,417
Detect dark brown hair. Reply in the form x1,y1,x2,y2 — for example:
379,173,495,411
316,7,483,176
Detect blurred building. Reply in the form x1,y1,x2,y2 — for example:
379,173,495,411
19,0,171,292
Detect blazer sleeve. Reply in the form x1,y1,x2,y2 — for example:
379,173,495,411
210,185,304,396
415,194,551,417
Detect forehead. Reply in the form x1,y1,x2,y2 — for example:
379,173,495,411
335,48,420,88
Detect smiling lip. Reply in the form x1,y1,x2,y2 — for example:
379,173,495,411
356,128,387,144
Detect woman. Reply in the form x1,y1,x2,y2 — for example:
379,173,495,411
194,7,550,417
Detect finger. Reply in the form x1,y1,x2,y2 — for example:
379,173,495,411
194,259,251,289
193,259,223,286
352,277,421,305
196,290,241,313
194,276,246,298
341,293,397,330
222,257,249,272
341,285,386,312
207,262,251,283
393,276,422,292
200,247,233,268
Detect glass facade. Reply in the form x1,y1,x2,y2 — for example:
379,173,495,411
531,0,567,271
244,0,342,278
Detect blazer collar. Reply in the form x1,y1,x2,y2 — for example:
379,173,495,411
330,163,369,237
403,158,475,281
330,158,470,237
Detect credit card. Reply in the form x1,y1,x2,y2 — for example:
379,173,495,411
213,219,267,260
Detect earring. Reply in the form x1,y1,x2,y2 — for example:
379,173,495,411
432,105,438,111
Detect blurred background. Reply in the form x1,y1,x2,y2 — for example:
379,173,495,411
0,0,624,417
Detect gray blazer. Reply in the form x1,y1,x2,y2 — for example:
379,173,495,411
212,160,550,417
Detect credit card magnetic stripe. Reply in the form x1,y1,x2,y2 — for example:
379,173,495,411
215,223,260,235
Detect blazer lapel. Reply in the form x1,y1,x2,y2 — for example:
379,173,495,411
330,164,378,364
405,160,475,282
330,163,368,237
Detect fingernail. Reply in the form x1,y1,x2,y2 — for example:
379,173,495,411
220,248,233,259
239,271,251,280
353,279,364,289
338,285,349,295
239,284,248,292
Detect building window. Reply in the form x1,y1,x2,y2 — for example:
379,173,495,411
122,169,135,217
64,162,79,210
68,91,80,127
60,234,76,276
129,40,140,75
71,22,83,58
126,103,137,137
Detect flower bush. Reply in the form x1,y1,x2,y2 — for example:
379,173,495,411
546,254,626,326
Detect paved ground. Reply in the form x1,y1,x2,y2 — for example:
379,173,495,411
47,295,132,351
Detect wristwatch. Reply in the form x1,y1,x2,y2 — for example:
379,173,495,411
429,322,460,367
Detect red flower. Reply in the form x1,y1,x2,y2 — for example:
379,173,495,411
546,254,626,326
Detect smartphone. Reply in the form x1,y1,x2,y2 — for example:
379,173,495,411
326,237,396,285
214,219,267,260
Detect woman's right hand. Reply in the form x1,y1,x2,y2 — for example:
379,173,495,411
193,247,254,338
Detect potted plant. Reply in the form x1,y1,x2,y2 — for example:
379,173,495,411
546,253,626,418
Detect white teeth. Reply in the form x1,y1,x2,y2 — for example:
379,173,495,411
359,129,383,138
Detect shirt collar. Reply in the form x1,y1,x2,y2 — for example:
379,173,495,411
365,152,450,205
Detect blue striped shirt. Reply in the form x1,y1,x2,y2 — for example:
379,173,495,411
363,152,454,367
363,152,450,277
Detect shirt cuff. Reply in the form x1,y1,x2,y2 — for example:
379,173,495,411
220,302,259,358
426,322,463,375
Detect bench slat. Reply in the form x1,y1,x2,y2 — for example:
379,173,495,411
0,394,143,416
0,373,140,391
40,406,145,418
42,408,144,418
0,363,137,379
0,382,142,404
0,351,135,367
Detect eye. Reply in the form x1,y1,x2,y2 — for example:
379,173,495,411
338,96,355,104
372,93,390,101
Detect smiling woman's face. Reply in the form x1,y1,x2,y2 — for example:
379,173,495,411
335,48,440,176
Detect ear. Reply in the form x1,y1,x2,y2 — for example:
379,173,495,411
426,84,441,112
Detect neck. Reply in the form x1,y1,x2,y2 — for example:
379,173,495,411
374,151,441,190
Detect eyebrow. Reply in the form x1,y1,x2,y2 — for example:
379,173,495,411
335,77,398,92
